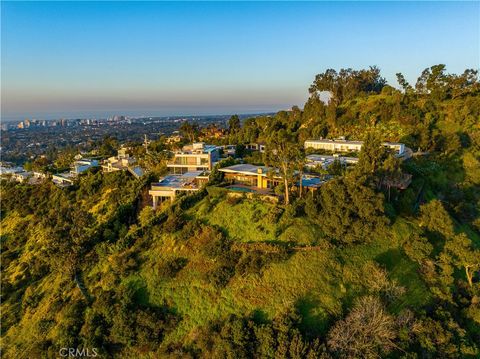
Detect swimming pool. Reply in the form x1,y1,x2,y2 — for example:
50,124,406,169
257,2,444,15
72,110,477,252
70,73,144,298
228,186,256,193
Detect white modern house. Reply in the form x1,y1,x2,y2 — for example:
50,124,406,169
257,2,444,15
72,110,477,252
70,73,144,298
304,139,405,155
167,142,219,174
101,148,144,178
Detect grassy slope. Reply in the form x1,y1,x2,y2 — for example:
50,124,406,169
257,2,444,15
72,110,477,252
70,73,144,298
0,191,431,354
130,196,431,345
192,197,278,242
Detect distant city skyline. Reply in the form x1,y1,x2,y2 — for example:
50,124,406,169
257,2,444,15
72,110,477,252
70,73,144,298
2,1,479,120
0,109,278,123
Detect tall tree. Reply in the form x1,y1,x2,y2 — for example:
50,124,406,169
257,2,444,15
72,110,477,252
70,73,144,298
354,131,389,186
228,115,241,134
309,66,386,104
179,121,199,143
396,72,413,93
419,200,455,239
443,233,480,287
315,176,388,244
264,129,301,205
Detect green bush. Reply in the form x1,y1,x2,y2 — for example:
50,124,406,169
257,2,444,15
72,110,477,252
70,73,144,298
207,264,236,288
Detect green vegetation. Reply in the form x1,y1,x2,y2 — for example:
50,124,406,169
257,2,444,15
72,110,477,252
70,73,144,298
1,65,479,357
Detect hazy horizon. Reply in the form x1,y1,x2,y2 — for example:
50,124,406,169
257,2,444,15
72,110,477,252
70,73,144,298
2,1,479,121
0,108,279,122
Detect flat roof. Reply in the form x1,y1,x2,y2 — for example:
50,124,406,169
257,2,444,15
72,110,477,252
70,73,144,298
219,164,270,176
53,172,76,179
151,171,205,190
176,144,218,155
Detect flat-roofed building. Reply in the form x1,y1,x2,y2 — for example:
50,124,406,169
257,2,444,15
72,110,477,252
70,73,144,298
219,164,277,189
306,154,359,169
102,156,136,172
167,142,219,174
383,142,406,155
304,139,405,155
52,172,76,187
149,171,209,208
72,158,99,174
101,148,143,177
219,164,326,192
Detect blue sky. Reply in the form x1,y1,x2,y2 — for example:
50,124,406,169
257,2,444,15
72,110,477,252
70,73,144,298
1,1,479,120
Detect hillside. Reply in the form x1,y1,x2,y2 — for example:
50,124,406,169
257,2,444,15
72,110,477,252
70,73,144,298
1,173,478,358
1,65,480,358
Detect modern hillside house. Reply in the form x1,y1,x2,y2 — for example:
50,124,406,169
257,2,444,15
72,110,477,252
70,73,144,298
102,148,134,172
149,171,209,208
219,164,326,192
167,142,219,174
306,154,359,169
72,158,99,174
102,148,144,178
52,172,76,187
304,139,405,155
219,164,280,189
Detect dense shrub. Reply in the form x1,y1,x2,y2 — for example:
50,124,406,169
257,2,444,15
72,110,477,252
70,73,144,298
158,257,188,278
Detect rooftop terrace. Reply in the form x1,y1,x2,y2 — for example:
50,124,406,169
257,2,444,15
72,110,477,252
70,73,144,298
151,171,208,190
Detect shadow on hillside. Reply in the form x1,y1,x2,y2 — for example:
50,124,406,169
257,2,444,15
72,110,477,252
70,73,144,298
295,294,331,339
374,248,403,271
251,308,269,324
